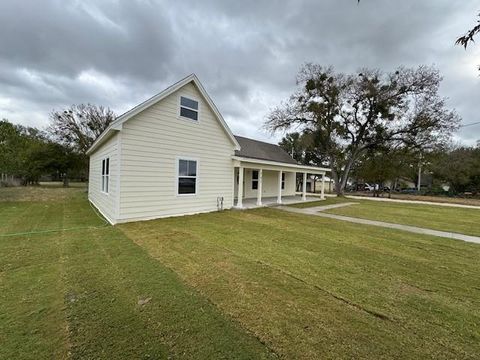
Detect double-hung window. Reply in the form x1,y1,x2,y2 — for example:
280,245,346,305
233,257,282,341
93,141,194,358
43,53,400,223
252,170,259,190
281,172,285,190
179,96,199,121
101,158,109,193
178,159,197,195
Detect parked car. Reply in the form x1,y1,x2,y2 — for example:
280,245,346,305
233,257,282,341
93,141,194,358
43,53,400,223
347,183,365,192
401,187,418,194
364,183,375,191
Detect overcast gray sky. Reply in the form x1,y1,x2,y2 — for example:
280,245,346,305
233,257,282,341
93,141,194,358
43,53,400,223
1,0,479,144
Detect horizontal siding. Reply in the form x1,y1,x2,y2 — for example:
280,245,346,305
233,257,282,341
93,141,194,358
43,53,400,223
120,121,231,142
125,129,231,147
88,133,118,223
119,160,233,172
119,82,236,220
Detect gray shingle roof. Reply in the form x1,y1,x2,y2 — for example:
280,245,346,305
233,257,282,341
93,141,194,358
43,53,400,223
234,135,297,164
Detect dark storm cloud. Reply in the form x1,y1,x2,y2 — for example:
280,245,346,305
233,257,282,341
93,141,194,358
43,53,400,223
0,0,478,143
0,1,175,79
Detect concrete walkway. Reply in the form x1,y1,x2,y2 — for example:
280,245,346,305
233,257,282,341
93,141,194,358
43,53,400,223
290,202,359,212
346,195,480,210
278,204,480,245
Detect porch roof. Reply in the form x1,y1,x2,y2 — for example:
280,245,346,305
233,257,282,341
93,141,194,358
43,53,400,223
232,155,329,175
234,135,297,164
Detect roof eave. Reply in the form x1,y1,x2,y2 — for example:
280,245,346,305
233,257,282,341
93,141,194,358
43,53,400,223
190,74,240,150
86,73,240,155
86,127,120,155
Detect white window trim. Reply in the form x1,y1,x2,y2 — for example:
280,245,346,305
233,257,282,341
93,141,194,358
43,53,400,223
178,95,200,123
175,156,199,196
101,157,110,195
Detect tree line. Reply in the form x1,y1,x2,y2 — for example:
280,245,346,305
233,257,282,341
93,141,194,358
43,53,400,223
0,104,114,186
279,131,480,196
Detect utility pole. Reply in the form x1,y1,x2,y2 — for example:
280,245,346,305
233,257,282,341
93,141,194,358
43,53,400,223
417,154,422,193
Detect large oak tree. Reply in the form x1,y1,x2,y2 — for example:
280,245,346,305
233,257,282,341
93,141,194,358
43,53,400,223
266,64,459,195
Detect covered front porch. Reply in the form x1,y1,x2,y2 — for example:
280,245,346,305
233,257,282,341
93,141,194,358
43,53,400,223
232,156,330,209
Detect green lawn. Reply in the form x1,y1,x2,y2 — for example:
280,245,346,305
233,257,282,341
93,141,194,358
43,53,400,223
2,187,480,359
0,189,273,359
293,197,480,237
120,208,480,358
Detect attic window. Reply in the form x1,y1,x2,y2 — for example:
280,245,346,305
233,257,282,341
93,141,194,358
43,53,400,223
180,96,198,121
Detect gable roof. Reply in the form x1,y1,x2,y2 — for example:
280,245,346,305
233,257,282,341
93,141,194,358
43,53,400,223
86,74,240,155
234,135,297,164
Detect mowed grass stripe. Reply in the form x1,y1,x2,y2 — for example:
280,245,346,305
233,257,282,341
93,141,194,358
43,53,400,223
63,227,274,359
0,203,68,359
122,220,404,359
0,192,275,359
120,208,480,359
179,208,479,304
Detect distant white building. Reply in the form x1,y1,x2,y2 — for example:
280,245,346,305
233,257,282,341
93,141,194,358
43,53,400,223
305,175,335,193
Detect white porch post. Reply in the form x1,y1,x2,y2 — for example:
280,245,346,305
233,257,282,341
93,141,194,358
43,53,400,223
256,169,263,206
321,173,325,200
237,166,244,208
277,170,283,204
302,172,307,201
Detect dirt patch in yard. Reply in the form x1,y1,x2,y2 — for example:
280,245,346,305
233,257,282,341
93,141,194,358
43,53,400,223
398,282,436,295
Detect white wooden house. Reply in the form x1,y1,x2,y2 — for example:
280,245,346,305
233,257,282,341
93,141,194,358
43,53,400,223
87,74,329,224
